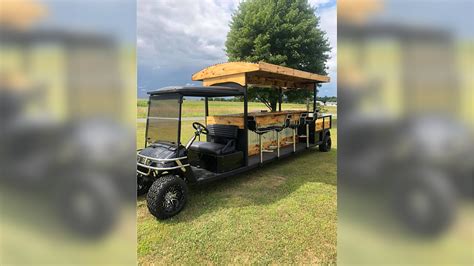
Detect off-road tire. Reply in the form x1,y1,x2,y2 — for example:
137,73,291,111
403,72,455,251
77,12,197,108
392,169,456,236
137,175,152,196
146,175,188,219
319,134,332,152
56,174,118,238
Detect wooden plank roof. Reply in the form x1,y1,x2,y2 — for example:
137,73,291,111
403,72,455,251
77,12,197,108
192,62,330,89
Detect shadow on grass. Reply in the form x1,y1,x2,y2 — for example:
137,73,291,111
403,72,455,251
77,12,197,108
147,147,337,224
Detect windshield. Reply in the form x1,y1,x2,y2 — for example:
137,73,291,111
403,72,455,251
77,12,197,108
146,94,181,144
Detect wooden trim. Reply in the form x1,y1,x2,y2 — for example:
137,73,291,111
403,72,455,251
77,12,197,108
248,136,296,156
192,62,259,81
316,118,331,131
206,110,307,129
246,75,315,89
207,115,244,129
192,61,330,85
258,62,330,82
202,73,247,86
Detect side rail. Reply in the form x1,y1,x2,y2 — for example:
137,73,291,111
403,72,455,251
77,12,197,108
136,150,190,176
316,114,332,132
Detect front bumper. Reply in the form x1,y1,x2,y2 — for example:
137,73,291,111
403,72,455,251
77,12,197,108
136,151,189,176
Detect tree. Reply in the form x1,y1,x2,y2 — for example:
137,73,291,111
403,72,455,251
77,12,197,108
225,0,331,111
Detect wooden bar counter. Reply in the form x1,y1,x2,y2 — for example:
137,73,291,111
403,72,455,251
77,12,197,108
206,110,331,156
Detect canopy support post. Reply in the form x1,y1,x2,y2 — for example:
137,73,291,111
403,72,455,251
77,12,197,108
144,98,151,148
313,83,317,112
204,97,209,133
243,84,249,167
278,87,282,112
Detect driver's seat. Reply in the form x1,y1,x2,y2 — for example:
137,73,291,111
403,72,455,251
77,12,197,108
190,124,238,155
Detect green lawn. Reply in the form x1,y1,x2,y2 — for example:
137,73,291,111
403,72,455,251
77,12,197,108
137,99,336,118
136,110,337,264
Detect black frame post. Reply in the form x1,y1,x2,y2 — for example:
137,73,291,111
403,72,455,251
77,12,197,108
177,95,183,145
243,84,249,166
204,96,209,142
313,83,317,112
204,96,209,120
278,87,282,111
144,96,151,148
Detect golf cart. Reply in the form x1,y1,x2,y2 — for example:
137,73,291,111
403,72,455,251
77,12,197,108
137,62,332,219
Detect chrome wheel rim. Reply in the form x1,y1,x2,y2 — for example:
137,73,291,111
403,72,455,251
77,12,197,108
163,186,182,212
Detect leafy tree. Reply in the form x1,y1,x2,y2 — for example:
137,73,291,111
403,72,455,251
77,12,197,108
318,96,337,103
225,0,331,111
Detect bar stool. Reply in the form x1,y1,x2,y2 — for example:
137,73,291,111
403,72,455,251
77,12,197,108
299,111,317,148
248,117,274,163
298,112,310,148
286,114,299,152
268,114,291,158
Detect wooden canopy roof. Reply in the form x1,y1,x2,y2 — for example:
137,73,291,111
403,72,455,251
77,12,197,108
192,62,330,90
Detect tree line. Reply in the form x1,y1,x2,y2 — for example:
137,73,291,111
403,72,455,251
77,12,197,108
205,95,336,103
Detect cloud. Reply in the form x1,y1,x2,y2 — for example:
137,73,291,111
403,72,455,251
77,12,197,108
137,0,337,96
138,0,240,68
319,4,337,71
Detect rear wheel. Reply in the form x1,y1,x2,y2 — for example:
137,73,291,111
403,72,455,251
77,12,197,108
146,175,188,219
319,134,332,152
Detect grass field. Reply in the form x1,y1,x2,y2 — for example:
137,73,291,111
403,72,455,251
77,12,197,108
137,99,337,119
136,101,337,264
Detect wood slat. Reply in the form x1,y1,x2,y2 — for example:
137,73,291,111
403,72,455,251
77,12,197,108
258,62,330,83
192,62,259,81
248,136,296,156
202,73,246,86
206,111,307,129
315,118,331,131
206,116,244,129
192,61,330,87
246,75,314,89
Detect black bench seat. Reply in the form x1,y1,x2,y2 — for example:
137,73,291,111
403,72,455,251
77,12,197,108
189,124,239,155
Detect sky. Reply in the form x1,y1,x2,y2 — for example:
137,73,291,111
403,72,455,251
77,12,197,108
38,0,136,43
137,0,338,98
33,0,471,100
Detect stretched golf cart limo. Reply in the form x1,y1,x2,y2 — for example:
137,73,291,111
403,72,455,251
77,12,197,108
137,62,332,219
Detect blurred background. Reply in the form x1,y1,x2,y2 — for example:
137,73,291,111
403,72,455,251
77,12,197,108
2,0,472,264
338,0,473,264
0,0,136,264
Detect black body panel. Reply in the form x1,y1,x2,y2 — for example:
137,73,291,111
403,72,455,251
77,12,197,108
137,142,186,173
139,142,181,159
189,150,243,173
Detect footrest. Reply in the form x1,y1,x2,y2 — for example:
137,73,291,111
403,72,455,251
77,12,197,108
299,135,307,138
284,141,294,144
268,145,278,149
262,149,274,153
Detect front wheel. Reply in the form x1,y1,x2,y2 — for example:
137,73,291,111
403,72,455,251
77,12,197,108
391,169,456,236
55,174,118,238
146,175,188,219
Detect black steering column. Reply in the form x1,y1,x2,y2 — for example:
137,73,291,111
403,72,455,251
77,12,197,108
184,122,208,150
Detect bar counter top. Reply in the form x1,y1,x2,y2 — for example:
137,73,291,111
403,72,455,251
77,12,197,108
211,110,307,117
206,110,308,129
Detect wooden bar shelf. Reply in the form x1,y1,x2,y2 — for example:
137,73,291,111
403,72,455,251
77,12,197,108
206,110,331,156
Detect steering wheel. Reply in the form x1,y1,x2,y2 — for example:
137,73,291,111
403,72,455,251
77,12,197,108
192,122,209,135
